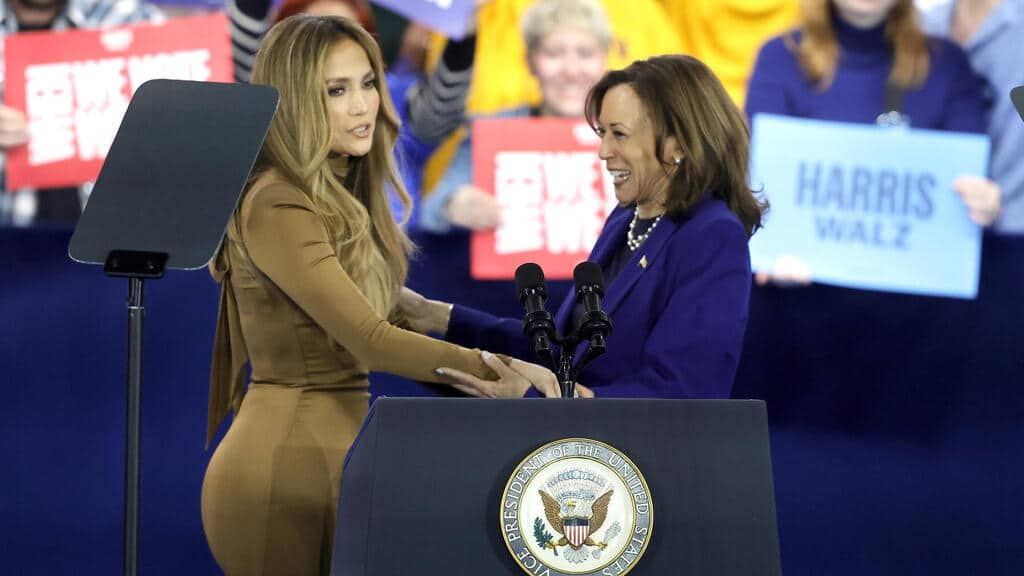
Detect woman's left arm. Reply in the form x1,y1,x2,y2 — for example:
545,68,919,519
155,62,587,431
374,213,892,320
593,218,752,399
934,41,1002,226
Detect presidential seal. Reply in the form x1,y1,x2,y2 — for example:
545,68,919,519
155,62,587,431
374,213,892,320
500,438,653,576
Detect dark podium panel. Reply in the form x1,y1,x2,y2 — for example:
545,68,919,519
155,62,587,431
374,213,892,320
332,398,780,575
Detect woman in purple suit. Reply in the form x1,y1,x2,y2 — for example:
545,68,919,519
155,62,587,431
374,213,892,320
399,55,768,399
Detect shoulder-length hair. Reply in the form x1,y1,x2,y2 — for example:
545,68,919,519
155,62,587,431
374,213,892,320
792,0,929,89
250,15,412,316
584,54,766,237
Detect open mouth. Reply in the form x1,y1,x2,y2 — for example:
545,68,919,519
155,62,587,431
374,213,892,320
608,169,631,184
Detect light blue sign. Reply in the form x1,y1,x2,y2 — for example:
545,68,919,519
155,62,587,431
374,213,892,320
749,114,990,299
373,0,475,40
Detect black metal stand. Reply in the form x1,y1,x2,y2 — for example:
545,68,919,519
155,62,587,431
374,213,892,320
104,250,167,576
67,79,278,576
556,344,575,398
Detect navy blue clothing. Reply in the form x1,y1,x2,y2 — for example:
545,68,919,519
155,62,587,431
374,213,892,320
746,16,986,134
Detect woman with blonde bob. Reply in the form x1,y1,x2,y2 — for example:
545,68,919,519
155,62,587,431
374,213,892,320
200,15,551,576
405,55,767,400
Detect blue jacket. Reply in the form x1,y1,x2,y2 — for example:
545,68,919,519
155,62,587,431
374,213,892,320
446,198,752,398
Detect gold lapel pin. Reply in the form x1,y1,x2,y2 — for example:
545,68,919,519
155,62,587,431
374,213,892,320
639,255,648,269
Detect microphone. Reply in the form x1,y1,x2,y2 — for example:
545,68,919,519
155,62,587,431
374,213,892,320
573,261,612,354
514,263,556,368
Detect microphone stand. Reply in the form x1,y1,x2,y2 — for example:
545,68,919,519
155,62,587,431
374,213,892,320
548,326,608,398
555,336,577,398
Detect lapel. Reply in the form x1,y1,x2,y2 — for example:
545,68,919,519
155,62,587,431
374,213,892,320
599,212,680,319
555,206,683,331
555,207,631,331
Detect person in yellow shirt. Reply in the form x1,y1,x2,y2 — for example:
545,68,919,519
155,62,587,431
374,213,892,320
455,0,682,115
420,0,682,194
659,0,800,106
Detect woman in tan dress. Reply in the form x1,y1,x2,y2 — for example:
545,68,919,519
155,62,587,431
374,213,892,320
200,15,553,576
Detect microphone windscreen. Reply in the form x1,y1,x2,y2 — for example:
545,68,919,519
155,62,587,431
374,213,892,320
573,261,605,295
515,262,546,299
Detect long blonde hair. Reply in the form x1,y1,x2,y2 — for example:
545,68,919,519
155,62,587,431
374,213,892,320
791,0,929,90
249,15,413,316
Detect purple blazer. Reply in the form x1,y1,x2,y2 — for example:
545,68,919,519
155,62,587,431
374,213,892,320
447,198,752,398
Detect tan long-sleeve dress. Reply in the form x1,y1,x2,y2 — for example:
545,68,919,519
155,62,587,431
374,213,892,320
201,175,496,576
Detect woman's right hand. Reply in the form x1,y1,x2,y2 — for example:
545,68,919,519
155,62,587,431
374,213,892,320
436,351,533,398
436,352,565,398
446,185,501,230
754,254,812,288
398,287,452,335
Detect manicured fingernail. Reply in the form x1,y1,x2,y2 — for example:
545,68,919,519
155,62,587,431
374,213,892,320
481,351,493,361
435,368,445,376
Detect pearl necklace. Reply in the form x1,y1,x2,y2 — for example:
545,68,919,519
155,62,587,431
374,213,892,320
626,208,663,251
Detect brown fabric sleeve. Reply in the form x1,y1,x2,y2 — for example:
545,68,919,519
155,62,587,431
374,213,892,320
239,183,497,383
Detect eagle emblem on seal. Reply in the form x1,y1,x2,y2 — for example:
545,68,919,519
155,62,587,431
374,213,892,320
532,469,622,564
539,488,614,550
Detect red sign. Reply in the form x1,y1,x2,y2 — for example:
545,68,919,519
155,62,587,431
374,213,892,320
471,117,617,280
4,13,232,190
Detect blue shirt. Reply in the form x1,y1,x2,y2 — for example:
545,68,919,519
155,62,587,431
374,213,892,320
922,0,1024,234
417,105,532,234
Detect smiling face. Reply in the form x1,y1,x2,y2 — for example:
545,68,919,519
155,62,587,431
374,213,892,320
528,26,607,118
323,38,379,157
595,84,681,217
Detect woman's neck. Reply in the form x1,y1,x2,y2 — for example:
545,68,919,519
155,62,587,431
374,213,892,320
831,8,890,57
328,154,350,178
636,201,665,219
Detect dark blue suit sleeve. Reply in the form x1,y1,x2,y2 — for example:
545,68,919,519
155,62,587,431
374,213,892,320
590,218,752,398
447,305,536,362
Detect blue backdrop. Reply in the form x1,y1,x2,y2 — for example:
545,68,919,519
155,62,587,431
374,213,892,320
2,226,1022,575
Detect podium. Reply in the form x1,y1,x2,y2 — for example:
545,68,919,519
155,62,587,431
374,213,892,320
332,398,780,575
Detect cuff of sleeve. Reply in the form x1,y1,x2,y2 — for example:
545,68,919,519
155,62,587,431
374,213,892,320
447,304,500,347
441,34,477,72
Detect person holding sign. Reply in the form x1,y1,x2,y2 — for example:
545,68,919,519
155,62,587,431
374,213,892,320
922,0,1024,234
418,0,613,233
745,0,1001,283
200,16,559,576
402,55,767,399
0,0,162,226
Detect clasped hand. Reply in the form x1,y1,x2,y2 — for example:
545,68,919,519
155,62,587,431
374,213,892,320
436,351,594,399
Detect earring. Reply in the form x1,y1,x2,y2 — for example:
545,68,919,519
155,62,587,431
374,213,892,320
673,157,682,165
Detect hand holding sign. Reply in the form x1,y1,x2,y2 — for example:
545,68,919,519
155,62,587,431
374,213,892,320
953,175,1001,227
0,106,28,149
749,114,990,299
4,13,233,190
470,117,616,280
448,184,502,230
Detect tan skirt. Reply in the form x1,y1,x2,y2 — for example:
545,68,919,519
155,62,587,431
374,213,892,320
201,384,369,576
